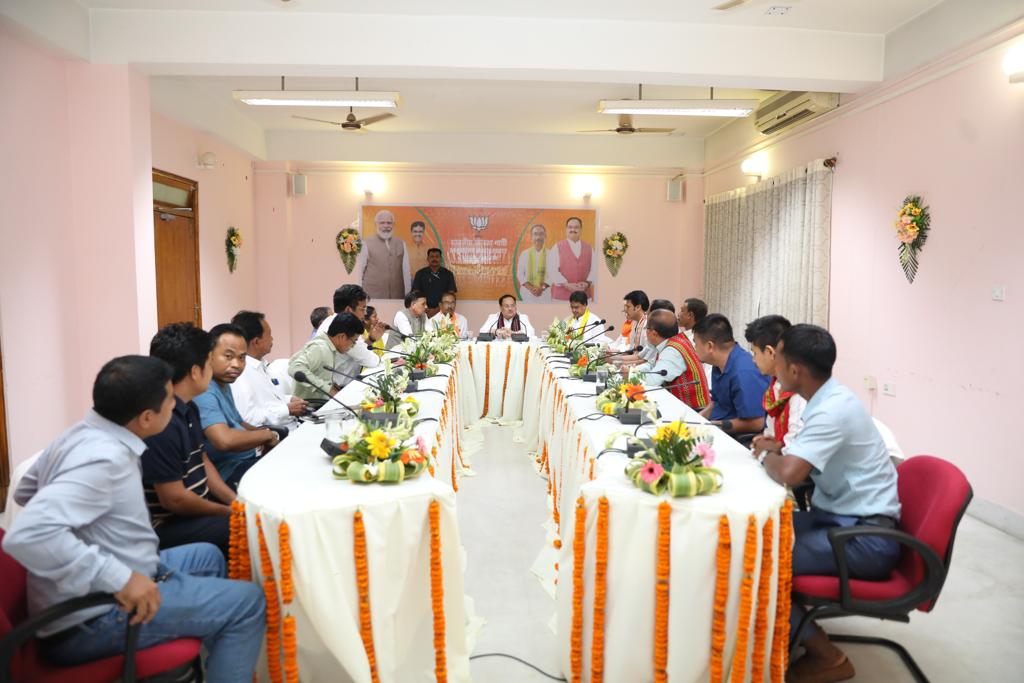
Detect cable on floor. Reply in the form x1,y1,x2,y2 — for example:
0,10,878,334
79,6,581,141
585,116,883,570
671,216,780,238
469,652,567,681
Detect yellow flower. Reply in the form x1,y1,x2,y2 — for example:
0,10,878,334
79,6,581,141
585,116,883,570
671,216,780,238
229,234,241,247
366,430,396,460
654,421,690,443
912,207,921,216
601,402,617,415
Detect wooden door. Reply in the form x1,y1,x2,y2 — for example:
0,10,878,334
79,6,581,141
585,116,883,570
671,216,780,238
153,170,202,327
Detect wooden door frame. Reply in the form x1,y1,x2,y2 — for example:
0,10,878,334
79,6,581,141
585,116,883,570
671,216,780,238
153,168,202,327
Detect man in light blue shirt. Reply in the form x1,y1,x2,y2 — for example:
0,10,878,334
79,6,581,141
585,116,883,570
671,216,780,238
194,323,279,489
2,356,264,681
760,325,900,683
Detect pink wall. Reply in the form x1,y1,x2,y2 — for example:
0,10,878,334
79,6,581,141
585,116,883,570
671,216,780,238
150,113,258,328
253,169,704,358
705,46,1024,515
0,24,157,465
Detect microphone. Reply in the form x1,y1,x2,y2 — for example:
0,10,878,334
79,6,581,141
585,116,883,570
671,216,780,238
637,369,668,377
383,349,452,366
571,324,614,349
383,323,419,341
293,371,360,416
642,379,701,393
321,366,381,390
586,346,643,371
477,316,501,341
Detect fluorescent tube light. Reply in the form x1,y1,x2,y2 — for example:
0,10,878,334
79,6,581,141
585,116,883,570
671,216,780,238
233,90,400,108
598,99,757,117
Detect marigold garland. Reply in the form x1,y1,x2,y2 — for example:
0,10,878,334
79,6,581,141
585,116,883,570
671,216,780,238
591,497,609,683
279,521,294,604
500,345,513,415
263,577,284,683
481,344,492,418
770,501,795,682
428,500,448,683
751,518,774,682
229,501,241,579
353,510,381,683
468,345,474,370
228,501,252,581
653,502,671,683
283,614,299,683
710,515,731,683
257,515,274,578
429,445,437,477
523,351,531,386
729,514,759,683
570,497,587,683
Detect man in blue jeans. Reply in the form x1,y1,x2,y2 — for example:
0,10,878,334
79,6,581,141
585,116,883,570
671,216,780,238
758,325,901,683
3,356,265,682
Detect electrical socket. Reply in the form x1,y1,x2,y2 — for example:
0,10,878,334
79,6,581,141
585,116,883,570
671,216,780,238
863,375,877,391
992,286,1005,301
882,382,896,397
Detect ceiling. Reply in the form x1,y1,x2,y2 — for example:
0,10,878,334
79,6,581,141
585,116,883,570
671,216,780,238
167,76,776,136
80,0,943,34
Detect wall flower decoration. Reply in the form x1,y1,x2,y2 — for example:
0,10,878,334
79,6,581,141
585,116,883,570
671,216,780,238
225,226,242,273
894,195,931,283
602,231,628,276
336,226,363,274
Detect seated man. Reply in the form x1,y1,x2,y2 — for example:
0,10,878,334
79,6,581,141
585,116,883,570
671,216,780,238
231,310,307,432
193,324,279,490
630,310,710,411
745,315,806,455
309,306,330,339
411,247,458,317
480,293,535,338
2,356,264,681
144,324,236,555
759,325,900,683
612,290,650,364
693,313,769,437
289,312,366,399
317,284,383,370
677,297,708,345
388,289,429,349
429,290,470,339
563,291,605,339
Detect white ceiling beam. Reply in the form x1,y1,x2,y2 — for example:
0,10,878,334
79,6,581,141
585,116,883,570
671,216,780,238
0,0,90,61
265,130,704,169
90,10,884,92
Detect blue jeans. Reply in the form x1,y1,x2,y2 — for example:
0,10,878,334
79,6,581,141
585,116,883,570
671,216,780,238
44,543,265,683
790,509,901,644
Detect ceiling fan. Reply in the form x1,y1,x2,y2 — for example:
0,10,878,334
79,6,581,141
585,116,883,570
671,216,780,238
291,77,396,132
579,84,675,135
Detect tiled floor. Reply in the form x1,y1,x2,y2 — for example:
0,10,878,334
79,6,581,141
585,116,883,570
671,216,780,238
459,423,1024,682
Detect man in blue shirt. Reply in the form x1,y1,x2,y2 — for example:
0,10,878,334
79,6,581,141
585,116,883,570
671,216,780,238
193,324,278,490
760,325,901,683
3,356,264,681
692,313,769,437
145,323,236,555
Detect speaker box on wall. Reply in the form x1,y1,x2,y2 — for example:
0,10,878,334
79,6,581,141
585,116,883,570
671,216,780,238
666,177,685,202
291,173,308,196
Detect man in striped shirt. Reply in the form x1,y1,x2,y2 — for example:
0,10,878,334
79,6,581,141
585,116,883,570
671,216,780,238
142,323,236,555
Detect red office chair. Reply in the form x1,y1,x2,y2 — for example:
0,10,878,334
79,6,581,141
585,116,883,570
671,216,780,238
789,455,973,683
0,529,202,682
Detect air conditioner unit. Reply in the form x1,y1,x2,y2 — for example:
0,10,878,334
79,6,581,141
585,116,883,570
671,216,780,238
755,91,838,135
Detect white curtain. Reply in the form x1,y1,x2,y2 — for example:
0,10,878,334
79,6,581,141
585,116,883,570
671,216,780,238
703,159,833,332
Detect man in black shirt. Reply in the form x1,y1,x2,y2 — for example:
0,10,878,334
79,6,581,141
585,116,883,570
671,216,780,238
411,247,457,318
143,323,236,555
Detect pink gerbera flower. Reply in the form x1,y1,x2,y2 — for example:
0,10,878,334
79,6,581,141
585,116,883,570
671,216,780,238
416,435,428,455
640,461,665,485
695,442,716,467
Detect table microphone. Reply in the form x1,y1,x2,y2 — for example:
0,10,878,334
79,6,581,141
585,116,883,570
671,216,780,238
293,371,360,416
382,324,419,341
384,349,453,366
636,369,668,377
569,322,612,349
321,366,381,390
642,379,700,393
585,346,643,371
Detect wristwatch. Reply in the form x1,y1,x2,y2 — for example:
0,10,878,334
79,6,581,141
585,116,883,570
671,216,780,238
757,450,769,465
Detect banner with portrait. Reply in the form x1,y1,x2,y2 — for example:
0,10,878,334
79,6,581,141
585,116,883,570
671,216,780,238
358,205,598,302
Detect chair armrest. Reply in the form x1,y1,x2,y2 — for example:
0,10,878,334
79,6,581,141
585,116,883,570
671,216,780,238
826,525,946,616
0,593,141,683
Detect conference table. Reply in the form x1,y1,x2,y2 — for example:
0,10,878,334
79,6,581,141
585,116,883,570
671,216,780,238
236,339,790,683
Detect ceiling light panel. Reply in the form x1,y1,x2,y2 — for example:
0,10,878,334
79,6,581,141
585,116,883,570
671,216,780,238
233,90,400,108
598,99,758,117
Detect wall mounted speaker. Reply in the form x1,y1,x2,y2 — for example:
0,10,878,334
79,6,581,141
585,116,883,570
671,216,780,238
666,177,685,202
291,173,307,196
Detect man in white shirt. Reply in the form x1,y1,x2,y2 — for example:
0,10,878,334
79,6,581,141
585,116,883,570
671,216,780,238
315,285,382,384
549,216,595,301
388,290,429,349
230,311,306,431
677,297,707,345
480,294,535,338
515,223,552,304
429,291,470,339
613,290,651,366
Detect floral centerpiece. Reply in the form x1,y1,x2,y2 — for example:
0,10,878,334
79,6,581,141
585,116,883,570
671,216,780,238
602,231,628,276
624,421,722,497
331,415,429,483
336,226,363,274
419,328,459,364
545,318,574,354
596,380,656,416
360,361,419,420
568,344,614,379
429,317,462,344
225,227,242,273
894,195,931,284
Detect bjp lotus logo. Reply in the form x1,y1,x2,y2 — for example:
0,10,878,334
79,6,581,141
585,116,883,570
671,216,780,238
468,215,489,234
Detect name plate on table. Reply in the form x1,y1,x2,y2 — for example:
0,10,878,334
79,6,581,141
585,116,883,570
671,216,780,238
617,408,661,425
